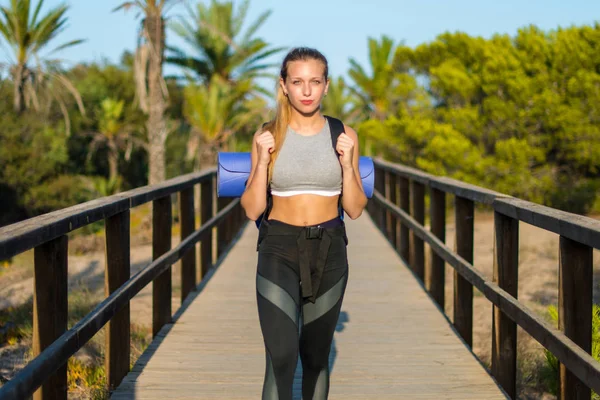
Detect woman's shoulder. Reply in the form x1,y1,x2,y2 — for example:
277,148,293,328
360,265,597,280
341,121,358,141
252,120,274,140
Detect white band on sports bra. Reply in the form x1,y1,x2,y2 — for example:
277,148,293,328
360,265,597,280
271,189,341,197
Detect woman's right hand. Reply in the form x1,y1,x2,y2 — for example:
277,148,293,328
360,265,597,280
256,130,275,166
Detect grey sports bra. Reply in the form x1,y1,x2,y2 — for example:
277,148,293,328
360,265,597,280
270,122,342,197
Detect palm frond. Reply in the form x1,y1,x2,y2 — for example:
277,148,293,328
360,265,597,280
48,38,84,55
242,9,271,43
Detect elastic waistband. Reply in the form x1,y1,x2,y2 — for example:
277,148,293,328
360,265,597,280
267,216,343,229
263,217,345,237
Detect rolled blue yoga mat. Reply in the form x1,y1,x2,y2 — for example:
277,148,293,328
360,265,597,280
217,152,375,199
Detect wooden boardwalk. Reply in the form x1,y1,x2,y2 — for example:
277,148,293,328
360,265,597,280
112,213,508,399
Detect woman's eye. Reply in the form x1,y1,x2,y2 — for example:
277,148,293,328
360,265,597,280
293,81,301,85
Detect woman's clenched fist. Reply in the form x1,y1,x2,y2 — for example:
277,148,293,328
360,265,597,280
256,131,275,166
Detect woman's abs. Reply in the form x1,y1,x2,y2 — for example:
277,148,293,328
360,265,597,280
267,194,341,226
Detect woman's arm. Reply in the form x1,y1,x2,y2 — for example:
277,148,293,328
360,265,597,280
240,128,272,220
338,125,368,219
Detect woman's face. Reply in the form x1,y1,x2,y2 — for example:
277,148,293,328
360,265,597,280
280,58,329,115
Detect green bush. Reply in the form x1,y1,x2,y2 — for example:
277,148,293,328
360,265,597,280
542,304,600,397
546,176,600,215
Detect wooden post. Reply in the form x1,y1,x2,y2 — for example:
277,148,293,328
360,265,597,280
33,236,68,400
492,211,518,399
373,166,385,230
152,195,172,337
389,173,398,248
384,170,393,242
179,187,196,302
105,211,130,391
410,180,425,281
217,197,229,258
454,196,474,347
429,188,445,309
559,236,593,400
399,176,410,263
200,178,213,279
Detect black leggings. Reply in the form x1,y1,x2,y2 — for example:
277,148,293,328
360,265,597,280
256,217,349,400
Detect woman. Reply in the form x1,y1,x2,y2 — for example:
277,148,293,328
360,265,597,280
241,47,368,400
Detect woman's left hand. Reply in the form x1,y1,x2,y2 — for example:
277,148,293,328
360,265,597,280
336,133,355,169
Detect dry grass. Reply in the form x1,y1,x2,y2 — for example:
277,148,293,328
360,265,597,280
0,286,154,398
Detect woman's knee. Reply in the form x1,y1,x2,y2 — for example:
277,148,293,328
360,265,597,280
269,344,298,371
300,346,330,372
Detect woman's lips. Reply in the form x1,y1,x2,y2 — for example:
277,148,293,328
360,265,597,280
300,100,313,105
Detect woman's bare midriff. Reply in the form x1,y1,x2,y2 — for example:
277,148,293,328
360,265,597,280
267,194,340,226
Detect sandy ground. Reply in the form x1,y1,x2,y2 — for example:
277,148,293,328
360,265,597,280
1,211,599,398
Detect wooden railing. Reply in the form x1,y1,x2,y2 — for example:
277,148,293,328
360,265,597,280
0,168,247,400
369,158,600,399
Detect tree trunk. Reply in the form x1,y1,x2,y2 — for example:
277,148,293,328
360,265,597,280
144,13,167,185
108,139,119,183
12,63,26,114
198,143,217,171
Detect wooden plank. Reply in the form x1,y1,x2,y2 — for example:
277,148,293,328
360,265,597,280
374,165,386,231
153,196,172,337
179,187,196,302
0,170,214,261
217,197,231,258
389,172,398,250
105,211,131,391
428,188,445,309
559,236,593,399
430,176,507,205
399,176,410,263
112,214,508,399
375,157,432,184
201,179,213,279
384,170,394,242
410,180,425,281
492,211,518,399
455,196,474,347
33,236,68,400
494,197,600,250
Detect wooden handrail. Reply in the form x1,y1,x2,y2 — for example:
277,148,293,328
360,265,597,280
0,169,247,400
0,168,216,261
371,157,600,399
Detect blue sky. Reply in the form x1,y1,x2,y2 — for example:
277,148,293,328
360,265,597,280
7,0,600,85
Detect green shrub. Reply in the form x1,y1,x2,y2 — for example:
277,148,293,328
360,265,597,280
542,304,600,397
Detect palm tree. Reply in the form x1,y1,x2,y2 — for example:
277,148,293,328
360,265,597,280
348,35,399,121
86,98,142,188
183,75,268,168
167,0,284,88
321,76,364,125
0,0,84,121
115,0,179,184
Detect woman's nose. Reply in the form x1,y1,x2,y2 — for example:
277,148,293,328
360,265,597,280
303,84,311,96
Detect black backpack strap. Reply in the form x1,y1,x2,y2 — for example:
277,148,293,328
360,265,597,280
325,115,344,156
325,115,345,220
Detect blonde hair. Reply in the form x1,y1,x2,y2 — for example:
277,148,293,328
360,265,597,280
265,47,329,184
